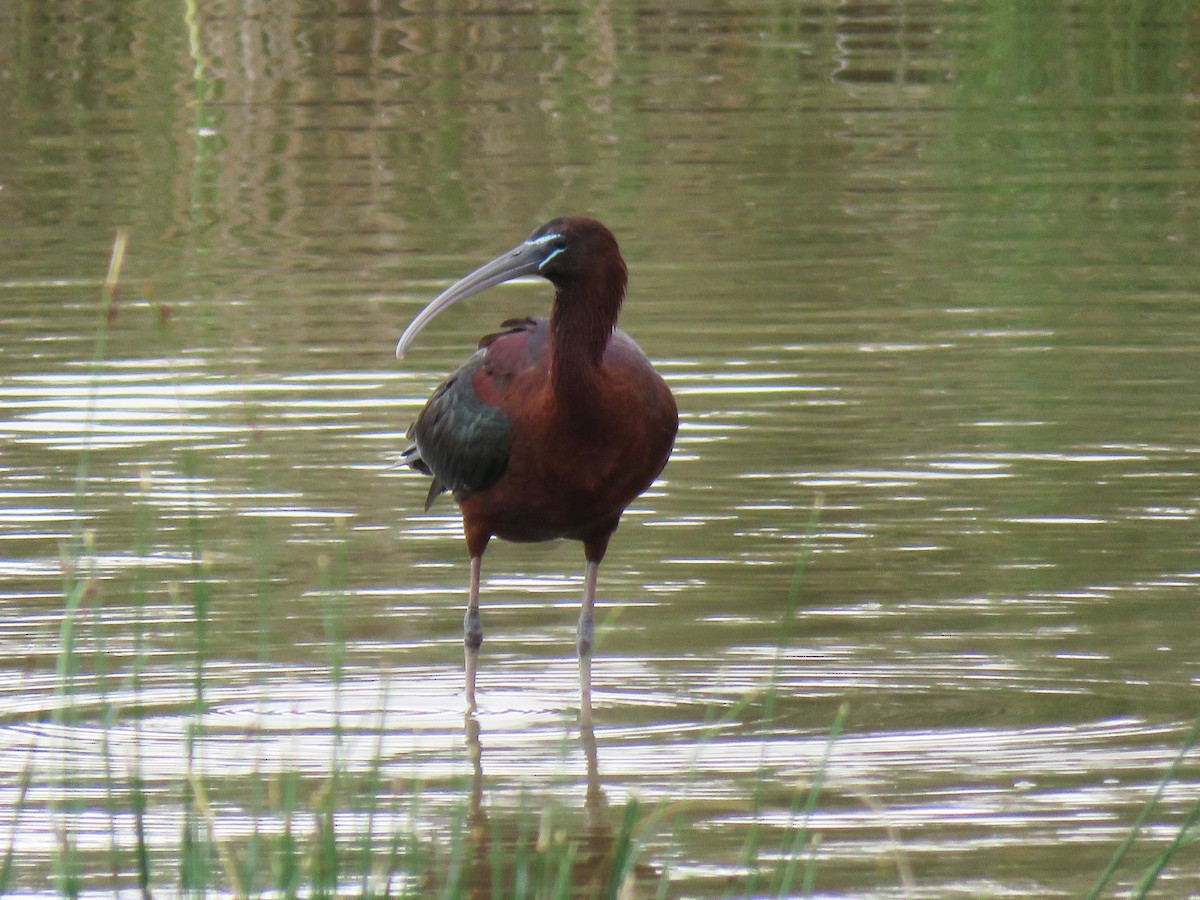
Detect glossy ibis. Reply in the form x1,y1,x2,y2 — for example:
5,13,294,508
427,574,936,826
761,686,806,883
396,217,678,716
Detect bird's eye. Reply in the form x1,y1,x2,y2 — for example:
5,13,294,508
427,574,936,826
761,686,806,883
536,234,568,273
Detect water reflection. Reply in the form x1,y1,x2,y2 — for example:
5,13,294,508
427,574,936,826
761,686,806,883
460,713,646,897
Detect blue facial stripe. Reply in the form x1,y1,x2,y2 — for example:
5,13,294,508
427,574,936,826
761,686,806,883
538,246,565,271
526,233,564,271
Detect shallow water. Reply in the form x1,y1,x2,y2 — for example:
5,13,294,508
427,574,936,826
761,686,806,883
3,2,1200,896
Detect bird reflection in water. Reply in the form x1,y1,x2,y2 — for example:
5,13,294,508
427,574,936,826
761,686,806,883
457,712,655,897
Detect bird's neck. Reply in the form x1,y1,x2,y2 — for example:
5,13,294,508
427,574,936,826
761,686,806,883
548,275,624,420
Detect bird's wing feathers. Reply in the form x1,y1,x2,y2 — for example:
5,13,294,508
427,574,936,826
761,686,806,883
404,319,545,509
405,350,511,510
483,316,538,347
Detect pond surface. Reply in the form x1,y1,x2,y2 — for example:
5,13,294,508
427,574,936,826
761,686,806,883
2,2,1200,896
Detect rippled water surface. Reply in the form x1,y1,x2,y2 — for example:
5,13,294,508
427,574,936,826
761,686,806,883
3,2,1200,896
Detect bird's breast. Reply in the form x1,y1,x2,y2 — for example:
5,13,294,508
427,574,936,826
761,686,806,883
459,326,677,545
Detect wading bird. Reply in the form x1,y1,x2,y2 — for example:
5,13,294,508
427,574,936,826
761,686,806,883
396,217,678,717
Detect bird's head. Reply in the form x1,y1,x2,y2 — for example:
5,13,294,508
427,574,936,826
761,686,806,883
525,216,623,288
396,216,624,359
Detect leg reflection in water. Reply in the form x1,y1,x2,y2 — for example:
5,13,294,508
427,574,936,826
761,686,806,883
460,711,653,896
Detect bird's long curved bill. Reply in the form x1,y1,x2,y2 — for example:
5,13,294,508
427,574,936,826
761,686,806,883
396,236,557,358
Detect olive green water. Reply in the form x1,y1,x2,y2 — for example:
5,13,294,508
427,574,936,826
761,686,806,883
3,2,1200,896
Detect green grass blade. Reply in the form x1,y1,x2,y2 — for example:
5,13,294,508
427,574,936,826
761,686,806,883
0,740,38,894
1087,713,1200,899
773,703,846,896
1130,785,1200,898
604,799,641,899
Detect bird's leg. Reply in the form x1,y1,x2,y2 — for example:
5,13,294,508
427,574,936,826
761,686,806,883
579,653,593,727
464,554,483,710
577,560,599,657
577,535,612,724
577,558,601,725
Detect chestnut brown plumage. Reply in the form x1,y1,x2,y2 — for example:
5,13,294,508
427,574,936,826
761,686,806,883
396,217,678,717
